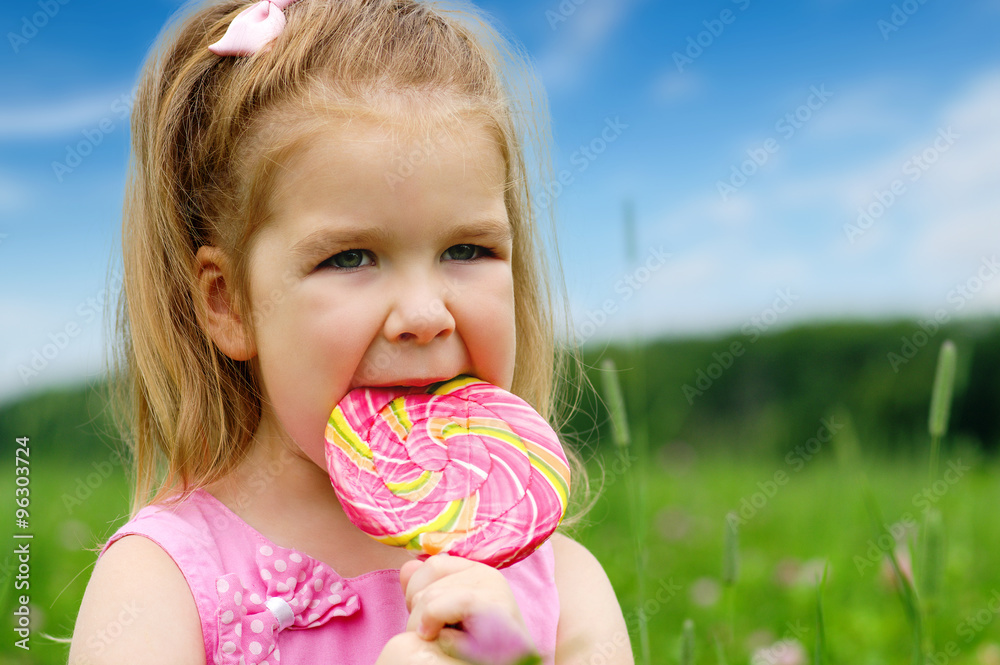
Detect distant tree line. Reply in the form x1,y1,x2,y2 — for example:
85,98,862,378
3,318,997,464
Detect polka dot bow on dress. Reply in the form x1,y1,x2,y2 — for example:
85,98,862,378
215,543,361,664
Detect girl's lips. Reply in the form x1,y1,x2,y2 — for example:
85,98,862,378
366,376,457,388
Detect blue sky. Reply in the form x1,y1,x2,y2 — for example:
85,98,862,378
2,0,999,405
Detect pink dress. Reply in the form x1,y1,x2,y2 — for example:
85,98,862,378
100,488,560,665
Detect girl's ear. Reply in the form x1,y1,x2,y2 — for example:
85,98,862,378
194,246,256,361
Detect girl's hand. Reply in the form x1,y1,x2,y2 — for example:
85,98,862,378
375,631,467,665
399,554,539,663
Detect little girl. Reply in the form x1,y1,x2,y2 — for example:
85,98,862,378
69,0,632,663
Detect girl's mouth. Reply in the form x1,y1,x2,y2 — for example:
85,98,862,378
366,375,457,388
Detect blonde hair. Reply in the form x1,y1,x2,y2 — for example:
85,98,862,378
110,0,594,525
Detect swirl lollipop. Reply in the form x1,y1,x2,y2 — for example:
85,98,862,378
324,375,570,568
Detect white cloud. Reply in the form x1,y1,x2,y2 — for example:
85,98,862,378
901,72,1000,267
0,172,31,214
570,264,713,341
650,69,705,105
655,189,759,232
744,69,1000,271
573,68,1000,339
0,85,135,140
804,78,917,140
0,296,111,407
536,0,641,92
801,71,1000,313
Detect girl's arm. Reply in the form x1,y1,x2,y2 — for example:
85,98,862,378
551,533,634,665
69,535,206,665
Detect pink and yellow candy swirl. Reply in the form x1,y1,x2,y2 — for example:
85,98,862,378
324,375,570,568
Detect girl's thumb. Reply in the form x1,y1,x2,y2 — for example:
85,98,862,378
399,558,424,595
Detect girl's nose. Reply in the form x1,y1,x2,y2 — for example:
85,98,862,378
382,283,456,345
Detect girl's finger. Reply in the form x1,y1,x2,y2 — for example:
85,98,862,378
379,631,469,665
401,553,476,609
398,558,423,596
406,586,478,639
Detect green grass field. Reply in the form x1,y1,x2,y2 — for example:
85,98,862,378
574,444,1000,665
2,438,998,664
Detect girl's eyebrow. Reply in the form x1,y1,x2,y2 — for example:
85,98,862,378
290,219,512,260
290,226,392,261
443,219,512,245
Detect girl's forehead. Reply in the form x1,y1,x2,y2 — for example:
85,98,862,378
266,97,503,181
258,107,508,237
274,86,497,139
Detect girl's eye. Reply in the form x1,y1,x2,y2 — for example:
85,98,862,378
443,244,490,261
319,250,374,270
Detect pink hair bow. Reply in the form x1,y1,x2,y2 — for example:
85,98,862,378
209,0,301,56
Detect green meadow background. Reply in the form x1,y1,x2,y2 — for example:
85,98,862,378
2,319,999,664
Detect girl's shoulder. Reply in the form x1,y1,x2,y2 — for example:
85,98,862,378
69,534,207,664
96,489,255,580
549,533,634,664
70,490,239,664
74,489,411,664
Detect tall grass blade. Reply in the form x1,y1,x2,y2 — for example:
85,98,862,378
830,406,862,477
722,514,739,650
814,563,828,665
722,514,739,587
928,340,957,441
927,340,957,489
861,486,923,665
600,359,631,450
599,359,649,665
920,341,955,654
680,619,696,665
622,198,638,265
837,403,926,664
919,508,945,609
713,632,728,665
